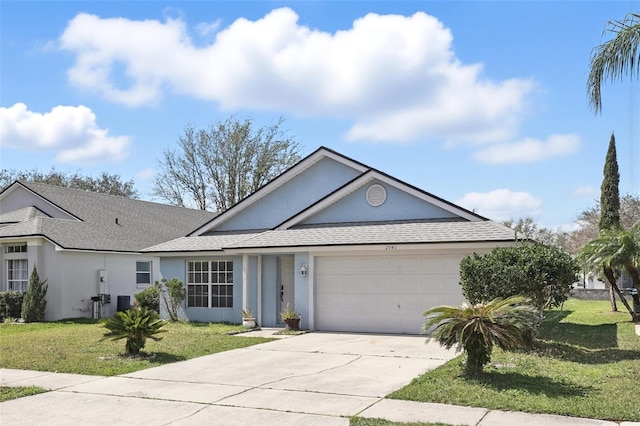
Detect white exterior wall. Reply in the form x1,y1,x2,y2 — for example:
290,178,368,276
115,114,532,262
1,239,160,320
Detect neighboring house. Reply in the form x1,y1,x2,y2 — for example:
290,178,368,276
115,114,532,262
144,147,516,334
0,181,217,320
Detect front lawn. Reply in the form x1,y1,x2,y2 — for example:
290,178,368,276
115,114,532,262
389,299,640,422
0,319,273,376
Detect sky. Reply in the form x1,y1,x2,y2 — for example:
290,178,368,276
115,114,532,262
1,0,638,230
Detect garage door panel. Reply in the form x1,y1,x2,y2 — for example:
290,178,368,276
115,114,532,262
316,254,465,334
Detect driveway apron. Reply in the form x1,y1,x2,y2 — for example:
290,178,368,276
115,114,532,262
0,332,456,425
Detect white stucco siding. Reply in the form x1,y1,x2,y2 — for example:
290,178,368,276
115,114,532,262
313,249,492,334
14,244,161,321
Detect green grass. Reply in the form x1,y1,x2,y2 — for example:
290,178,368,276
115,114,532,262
349,417,453,426
0,319,273,376
350,419,454,426
0,386,48,402
389,299,640,422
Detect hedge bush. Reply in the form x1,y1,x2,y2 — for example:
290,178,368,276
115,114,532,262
459,243,579,311
134,283,160,313
0,291,24,320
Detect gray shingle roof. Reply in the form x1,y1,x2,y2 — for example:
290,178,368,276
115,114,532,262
0,182,218,252
144,221,515,252
226,221,515,249
143,233,264,252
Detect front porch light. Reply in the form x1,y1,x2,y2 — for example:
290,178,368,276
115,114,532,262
300,263,308,277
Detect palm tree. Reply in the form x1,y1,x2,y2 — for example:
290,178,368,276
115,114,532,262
423,296,538,377
577,224,640,321
587,13,640,113
103,306,166,355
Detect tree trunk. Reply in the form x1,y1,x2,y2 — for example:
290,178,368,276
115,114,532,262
625,263,640,292
604,267,639,322
605,267,618,312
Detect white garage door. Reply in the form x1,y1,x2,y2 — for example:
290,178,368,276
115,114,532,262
315,254,466,334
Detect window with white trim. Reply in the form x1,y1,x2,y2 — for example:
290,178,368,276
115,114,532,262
5,244,27,254
7,259,28,292
186,260,233,308
136,261,152,286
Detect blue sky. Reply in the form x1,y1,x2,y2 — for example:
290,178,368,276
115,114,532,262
1,1,638,229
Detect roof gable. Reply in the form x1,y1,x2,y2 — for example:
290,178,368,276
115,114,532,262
191,147,368,235
0,183,79,221
277,170,484,229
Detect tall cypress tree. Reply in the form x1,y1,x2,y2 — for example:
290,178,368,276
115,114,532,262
21,265,48,322
599,133,620,230
598,133,620,311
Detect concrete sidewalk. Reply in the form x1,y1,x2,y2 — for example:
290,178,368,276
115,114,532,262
2,331,639,426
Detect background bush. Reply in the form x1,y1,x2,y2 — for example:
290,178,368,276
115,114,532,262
0,291,24,320
460,243,579,311
134,283,160,313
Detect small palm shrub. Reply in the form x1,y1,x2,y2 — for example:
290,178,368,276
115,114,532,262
423,296,538,377
102,306,166,355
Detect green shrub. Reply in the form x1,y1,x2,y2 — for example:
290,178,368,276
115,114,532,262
424,296,538,377
21,266,47,322
0,291,24,320
102,306,166,355
134,283,160,313
157,278,186,321
460,243,578,311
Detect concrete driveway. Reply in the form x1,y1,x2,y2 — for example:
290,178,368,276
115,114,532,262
1,332,456,425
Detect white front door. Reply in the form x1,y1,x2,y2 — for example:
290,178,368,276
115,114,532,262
279,256,295,320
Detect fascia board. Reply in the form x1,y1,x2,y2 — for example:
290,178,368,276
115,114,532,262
222,240,515,255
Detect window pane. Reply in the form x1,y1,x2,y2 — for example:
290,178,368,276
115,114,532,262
136,261,150,272
136,273,151,284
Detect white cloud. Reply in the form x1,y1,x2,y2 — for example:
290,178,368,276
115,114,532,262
0,103,130,163
472,134,580,164
134,168,155,180
456,189,543,221
58,8,534,144
573,185,599,197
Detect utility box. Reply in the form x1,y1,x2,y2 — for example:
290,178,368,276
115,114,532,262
117,295,131,312
98,270,108,294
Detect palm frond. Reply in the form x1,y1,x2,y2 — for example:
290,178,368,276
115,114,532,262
587,13,640,113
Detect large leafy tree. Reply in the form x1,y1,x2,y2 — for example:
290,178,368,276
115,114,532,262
587,13,640,113
153,116,301,211
0,168,138,198
577,224,640,322
423,296,538,377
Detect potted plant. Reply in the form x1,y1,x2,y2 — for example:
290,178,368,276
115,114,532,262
280,304,300,331
241,308,257,329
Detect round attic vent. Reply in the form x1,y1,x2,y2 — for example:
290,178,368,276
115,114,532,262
366,184,387,207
